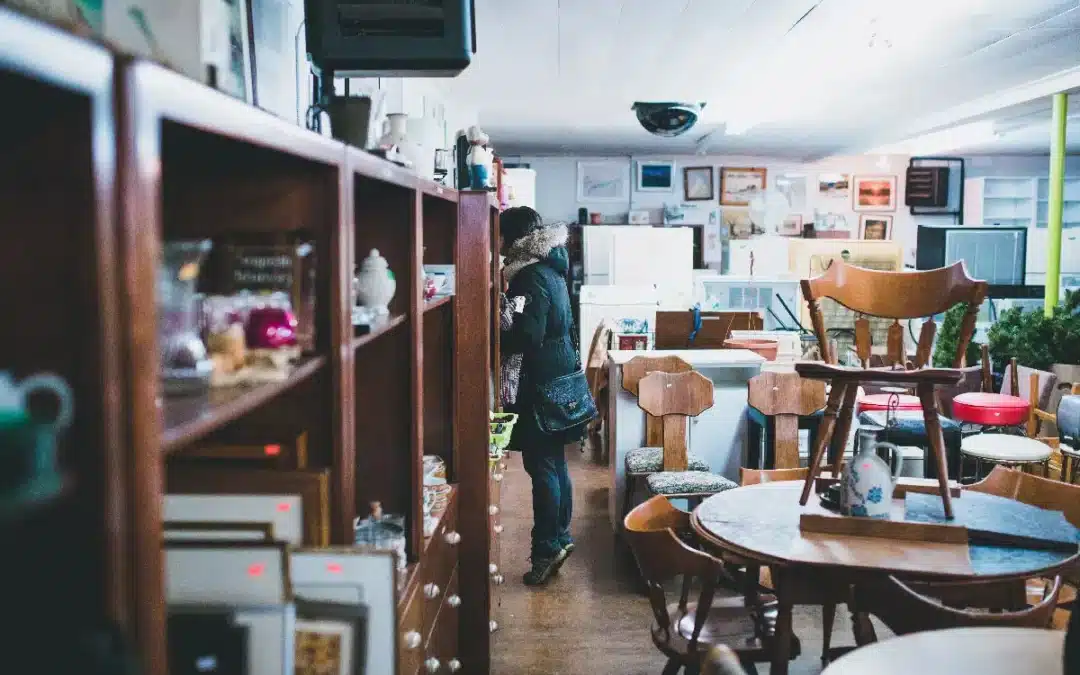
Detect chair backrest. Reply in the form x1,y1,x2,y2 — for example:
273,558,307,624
623,496,724,651
801,260,986,367
747,372,826,469
739,467,809,486
854,574,1061,636
637,371,715,471
966,465,1080,528
623,355,694,447
586,320,613,372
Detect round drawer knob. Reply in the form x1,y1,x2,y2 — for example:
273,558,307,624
493,473,504,482
444,531,461,545
489,620,499,633
492,573,504,585
447,594,462,608
447,658,462,672
488,505,499,516
424,657,441,673
499,463,507,472
424,583,441,600
493,524,504,535
404,631,422,649
488,563,498,575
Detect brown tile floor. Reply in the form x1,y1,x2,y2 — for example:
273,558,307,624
492,446,855,675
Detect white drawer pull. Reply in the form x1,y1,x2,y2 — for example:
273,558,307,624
447,658,462,672
489,620,499,633
493,473,504,482
492,573,504,585
404,631,422,649
425,657,441,673
444,531,461,545
488,505,499,516
488,563,498,575
493,524,504,535
424,583,441,600
447,594,461,608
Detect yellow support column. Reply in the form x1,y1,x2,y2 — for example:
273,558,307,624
1045,92,1068,316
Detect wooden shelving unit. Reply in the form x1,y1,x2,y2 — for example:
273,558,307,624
1,7,500,675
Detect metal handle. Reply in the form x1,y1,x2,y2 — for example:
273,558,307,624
444,531,461,545
447,658,462,672
424,583,441,600
425,657,441,673
447,594,461,608
404,631,422,649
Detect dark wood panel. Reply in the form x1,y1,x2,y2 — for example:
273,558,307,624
354,176,415,320
423,302,454,470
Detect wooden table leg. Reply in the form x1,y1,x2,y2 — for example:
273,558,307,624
917,383,954,519
770,567,795,675
800,382,847,506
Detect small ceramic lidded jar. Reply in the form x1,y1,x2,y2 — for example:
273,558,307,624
355,248,396,316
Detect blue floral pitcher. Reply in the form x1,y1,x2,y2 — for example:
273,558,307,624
842,425,904,519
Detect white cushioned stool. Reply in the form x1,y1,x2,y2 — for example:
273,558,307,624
961,433,1053,479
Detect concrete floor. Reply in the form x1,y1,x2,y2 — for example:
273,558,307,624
491,446,857,675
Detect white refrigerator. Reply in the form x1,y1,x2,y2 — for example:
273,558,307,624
582,226,694,295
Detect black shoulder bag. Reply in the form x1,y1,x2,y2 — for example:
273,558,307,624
530,306,598,436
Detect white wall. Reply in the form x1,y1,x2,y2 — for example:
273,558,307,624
502,153,1080,268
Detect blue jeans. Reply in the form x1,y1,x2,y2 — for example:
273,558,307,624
521,448,573,561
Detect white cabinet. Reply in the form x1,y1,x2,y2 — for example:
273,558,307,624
964,177,1036,228
582,226,694,295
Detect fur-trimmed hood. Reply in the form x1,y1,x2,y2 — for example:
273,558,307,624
504,223,569,280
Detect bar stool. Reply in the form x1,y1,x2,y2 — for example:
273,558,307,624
960,434,1053,478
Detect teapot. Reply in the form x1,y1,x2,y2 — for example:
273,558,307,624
0,372,74,516
842,424,904,519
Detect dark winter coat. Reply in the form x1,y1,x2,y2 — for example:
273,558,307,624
501,230,581,452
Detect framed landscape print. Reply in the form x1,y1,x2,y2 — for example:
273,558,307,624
637,160,675,192
853,175,898,211
818,173,850,198
859,214,894,240
720,167,767,206
682,166,714,201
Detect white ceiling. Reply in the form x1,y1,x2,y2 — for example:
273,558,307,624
452,0,1080,158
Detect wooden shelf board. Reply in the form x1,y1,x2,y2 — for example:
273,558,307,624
352,314,407,350
347,145,418,192
424,295,454,312
418,180,458,203
162,355,327,453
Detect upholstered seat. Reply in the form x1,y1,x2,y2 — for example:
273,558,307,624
646,471,737,496
961,434,1053,463
952,392,1030,426
625,447,710,474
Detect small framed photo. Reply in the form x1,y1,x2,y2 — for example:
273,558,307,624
859,214,894,240
720,167,767,206
295,601,369,675
682,166,715,201
779,215,803,236
853,175,898,212
616,334,649,351
636,160,675,192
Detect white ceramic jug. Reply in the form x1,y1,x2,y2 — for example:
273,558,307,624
842,425,904,519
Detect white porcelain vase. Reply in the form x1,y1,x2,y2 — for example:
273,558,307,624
842,427,904,519
356,249,396,316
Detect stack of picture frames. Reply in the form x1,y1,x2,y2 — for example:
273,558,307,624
163,425,397,675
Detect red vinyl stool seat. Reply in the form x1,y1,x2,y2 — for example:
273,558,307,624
951,392,1030,426
857,393,922,412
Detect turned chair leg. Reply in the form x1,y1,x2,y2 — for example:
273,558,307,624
829,386,859,479
623,475,636,523
800,382,848,506
821,602,837,664
917,383,954,519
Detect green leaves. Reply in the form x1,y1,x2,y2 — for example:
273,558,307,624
932,303,982,368
986,291,1080,371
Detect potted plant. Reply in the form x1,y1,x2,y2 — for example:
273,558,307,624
932,302,983,369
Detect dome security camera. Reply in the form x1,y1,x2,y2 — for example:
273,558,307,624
632,102,706,138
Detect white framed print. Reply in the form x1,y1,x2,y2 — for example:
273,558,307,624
852,175,898,212
636,160,675,192
577,161,629,202
858,214,894,240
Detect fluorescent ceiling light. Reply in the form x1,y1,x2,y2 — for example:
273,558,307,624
866,120,1000,155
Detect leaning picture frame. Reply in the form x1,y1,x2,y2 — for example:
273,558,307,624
294,600,369,675
167,467,330,546
164,521,275,542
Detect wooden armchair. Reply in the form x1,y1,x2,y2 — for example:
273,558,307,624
584,320,614,462
796,260,987,519
624,496,798,675
746,372,826,470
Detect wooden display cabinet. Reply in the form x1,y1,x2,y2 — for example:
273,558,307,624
1,6,500,674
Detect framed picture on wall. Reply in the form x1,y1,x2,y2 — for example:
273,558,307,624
720,167,767,206
779,215,803,236
818,173,850,198
637,160,675,192
577,161,628,202
682,166,715,201
859,214,894,240
853,175,898,211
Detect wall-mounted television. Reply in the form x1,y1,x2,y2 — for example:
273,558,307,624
916,225,1027,287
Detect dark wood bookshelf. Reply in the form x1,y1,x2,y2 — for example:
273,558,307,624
0,6,501,674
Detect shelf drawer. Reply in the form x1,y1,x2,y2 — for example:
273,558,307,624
420,499,459,641
398,581,425,675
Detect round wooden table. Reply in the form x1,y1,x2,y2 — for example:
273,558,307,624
690,482,1080,675
821,627,1064,675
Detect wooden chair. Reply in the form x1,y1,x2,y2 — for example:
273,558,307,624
621,356,710,519
796,260,987,519
1032,385,1080,482
584,320,614,462
746,372,826,470
851,574,1061,641
623,496,798,675
637,371,737,503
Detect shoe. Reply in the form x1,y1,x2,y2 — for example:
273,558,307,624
549,541,574,576
523,551,567,586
